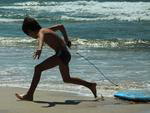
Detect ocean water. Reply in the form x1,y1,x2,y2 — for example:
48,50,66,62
0,0,150,97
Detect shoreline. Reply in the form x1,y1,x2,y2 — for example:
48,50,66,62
0,86,149,113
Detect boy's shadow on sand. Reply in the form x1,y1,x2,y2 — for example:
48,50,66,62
34,99,96,107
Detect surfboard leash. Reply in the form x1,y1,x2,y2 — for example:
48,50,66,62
76,52,118,86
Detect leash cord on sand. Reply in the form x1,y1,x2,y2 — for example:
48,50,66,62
76,52,118,86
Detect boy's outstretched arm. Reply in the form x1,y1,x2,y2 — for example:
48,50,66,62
49,24,71,48
33,32,44,59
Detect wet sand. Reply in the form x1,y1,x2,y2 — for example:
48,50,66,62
0,87,149,113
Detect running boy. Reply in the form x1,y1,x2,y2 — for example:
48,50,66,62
15,17,97,101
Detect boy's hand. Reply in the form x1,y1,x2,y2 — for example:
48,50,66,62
66,40,71,48
33,50,42,59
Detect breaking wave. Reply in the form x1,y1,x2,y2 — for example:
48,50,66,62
0,37,150,49
0,1,150,22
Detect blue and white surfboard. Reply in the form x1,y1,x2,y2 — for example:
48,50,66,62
114,90,150,102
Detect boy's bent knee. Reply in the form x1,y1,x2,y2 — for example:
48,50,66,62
35,64,43,72
63,77,72,83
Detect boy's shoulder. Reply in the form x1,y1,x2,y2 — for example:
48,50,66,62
40,28,53,33
39,28,47,32
38,28,53,35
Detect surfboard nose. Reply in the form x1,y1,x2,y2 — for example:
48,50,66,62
114,90,150,102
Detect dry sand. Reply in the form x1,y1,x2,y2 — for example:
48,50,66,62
0,87,149,113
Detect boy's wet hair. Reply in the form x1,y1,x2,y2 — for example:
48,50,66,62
22,17,41,35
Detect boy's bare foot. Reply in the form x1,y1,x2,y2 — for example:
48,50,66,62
15,93,33,101
89,83,97,98
95,94,105,101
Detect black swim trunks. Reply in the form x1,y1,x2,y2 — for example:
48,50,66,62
56,49,71,65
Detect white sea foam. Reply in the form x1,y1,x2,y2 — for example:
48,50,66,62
0,18,23,22
0,80,148,97
0,37,36,47
72,38,150,48
0,37,150,48
14,1,41,6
